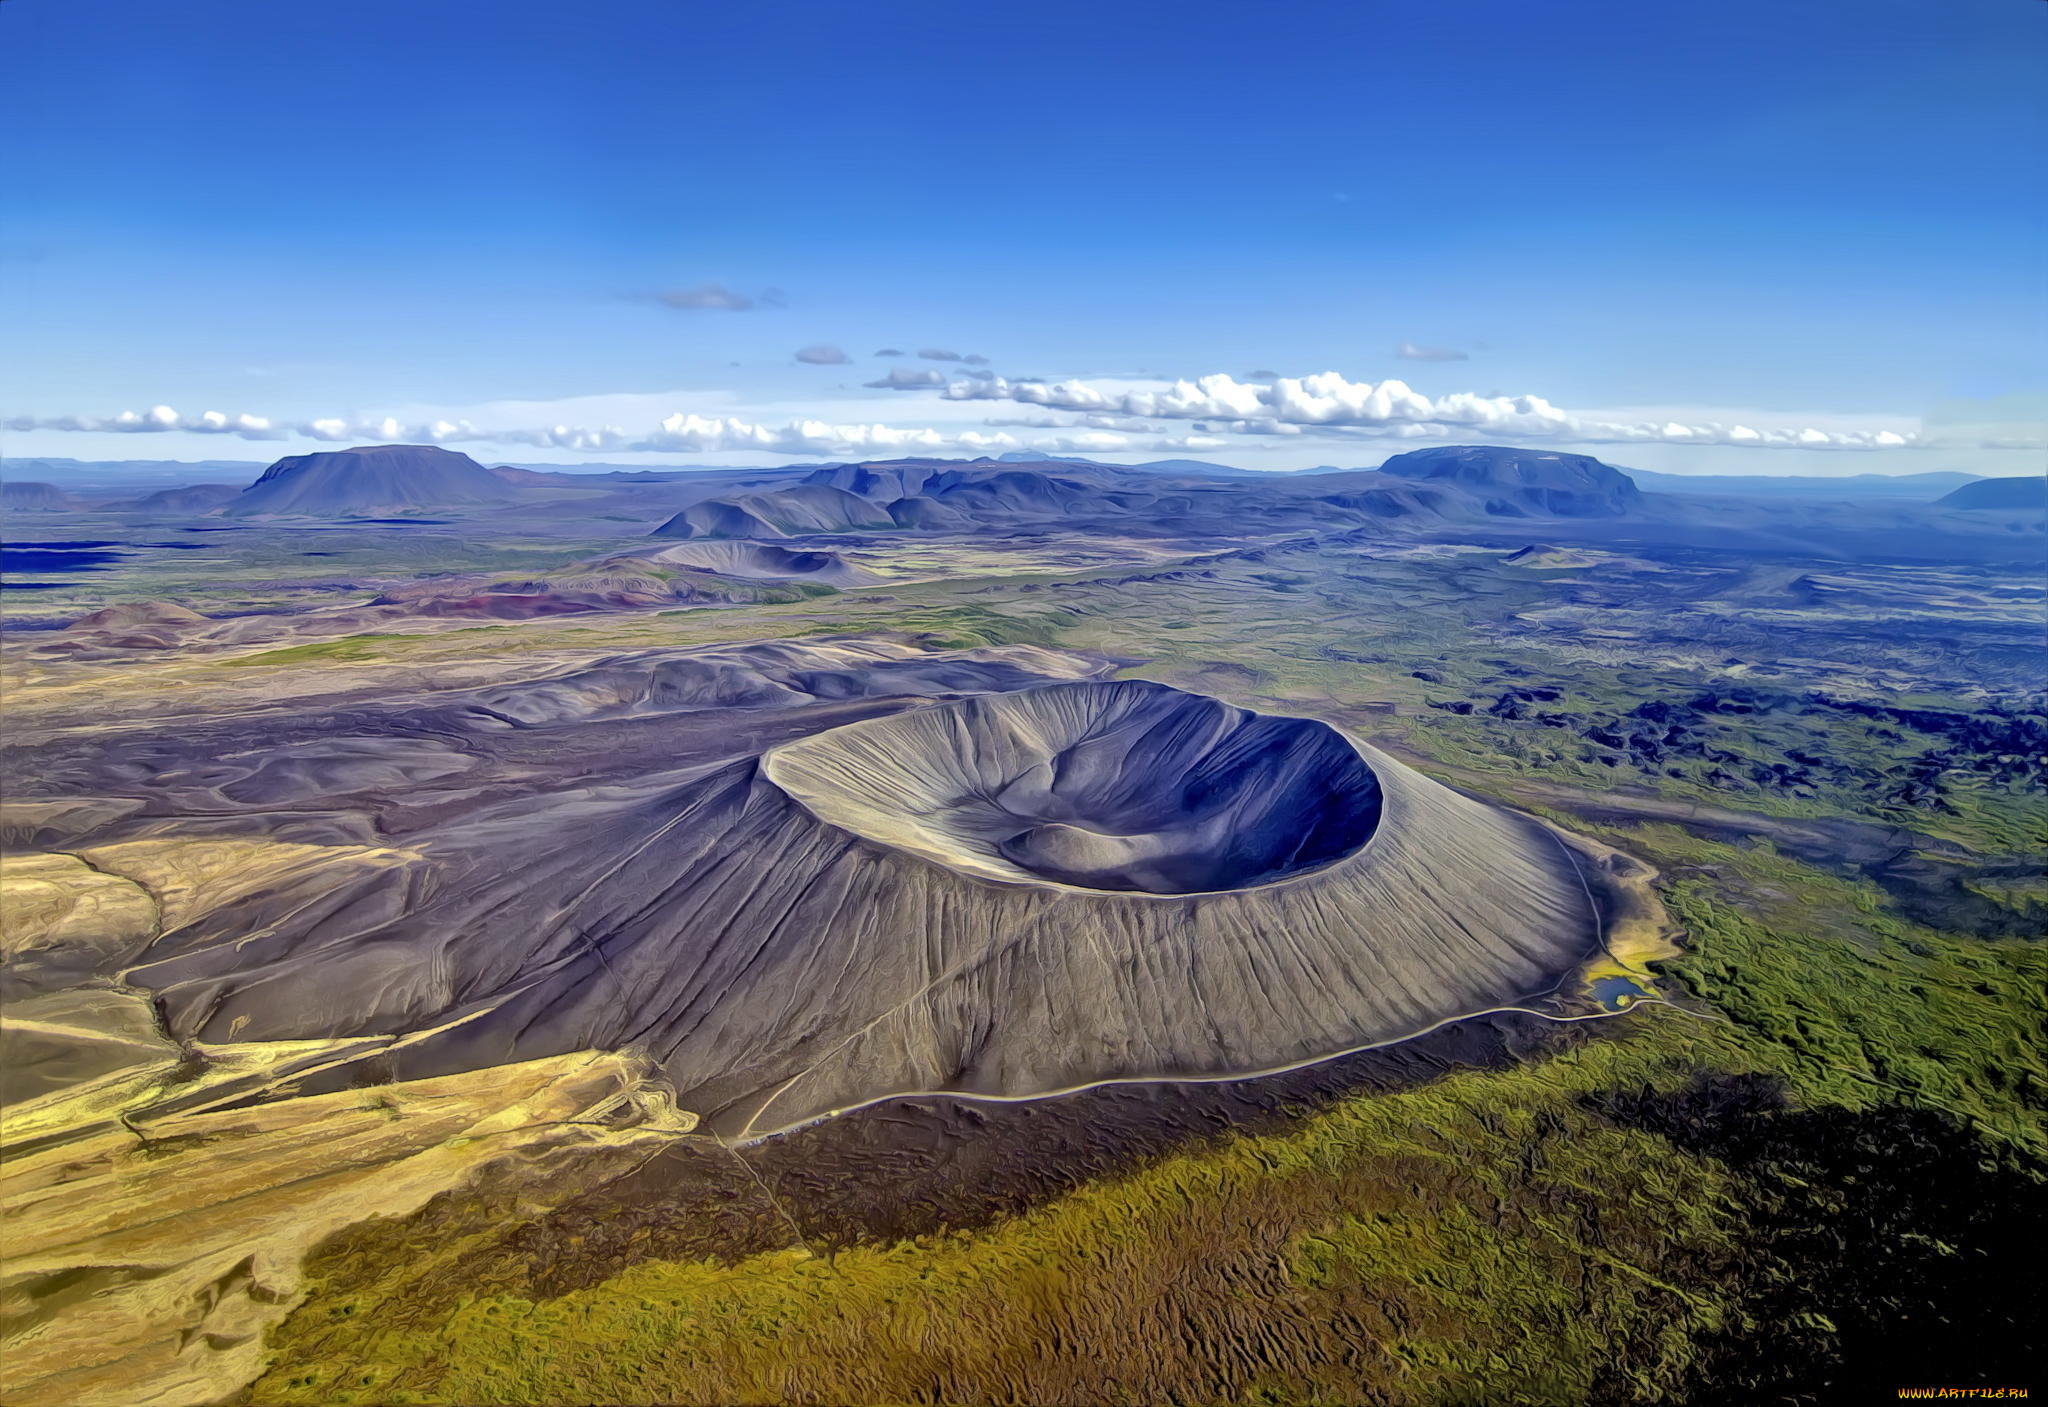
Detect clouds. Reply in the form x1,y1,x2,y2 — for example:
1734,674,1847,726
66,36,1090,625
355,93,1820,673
653,283,783,311
157,408,294,439
794,343,850,365
3,402,1117,461
637,413,948,456
915,348,988,364
6,405,292,440
1395,341,1469,362
940,371,1931,450
13,370,1967,468
4,405,593,449
632,415,1130,459
863,367,948,390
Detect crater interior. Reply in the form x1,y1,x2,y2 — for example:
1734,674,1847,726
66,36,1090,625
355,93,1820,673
765,680,1383,893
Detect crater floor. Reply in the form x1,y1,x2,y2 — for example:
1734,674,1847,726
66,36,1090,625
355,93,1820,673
766,681,1384,894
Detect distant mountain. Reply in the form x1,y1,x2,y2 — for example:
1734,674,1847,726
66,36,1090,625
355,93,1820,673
992,450,1319,480
494,462,801,483
0,457,268,488
1129,457,1309,479
637,454,1552,542
1,480,79,511
1625,468,1983,499
650,483,897,539
1375,446,1642,517
125,483,244,511
1934,476,2046,510
227,445,519,516
489,465,603,487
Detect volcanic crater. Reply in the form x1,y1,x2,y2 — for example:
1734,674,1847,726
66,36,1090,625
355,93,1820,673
766,682,1383,894
53,653,1607,1138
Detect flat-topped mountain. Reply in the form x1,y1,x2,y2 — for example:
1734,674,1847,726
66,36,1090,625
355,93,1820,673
1376,445,1643,517
1935,476,2045,511
226,444,518,516
1,480,79,511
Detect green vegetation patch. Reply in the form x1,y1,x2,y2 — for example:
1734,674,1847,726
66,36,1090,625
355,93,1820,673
221,634,404,666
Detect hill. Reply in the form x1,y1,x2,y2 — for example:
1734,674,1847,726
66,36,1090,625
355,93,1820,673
125,483,244,511
1935,476,2046,510
226,445,519,516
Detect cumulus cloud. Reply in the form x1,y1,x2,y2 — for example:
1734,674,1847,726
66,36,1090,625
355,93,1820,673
654,283,783,311
1395,342,1469,362
3,403,1071,459
11,375,1940,463
794,343,850,365
1243,369,1283,383
629,419,1157,459
917,348,965,361
873,348,905,357
863,368,948,390
941,371,1926,450
635,414,949,456
3,405,626,451
5,405,292,441
963,353,990,366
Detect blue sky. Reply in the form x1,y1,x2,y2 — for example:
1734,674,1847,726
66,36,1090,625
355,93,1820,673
4,0,2042,473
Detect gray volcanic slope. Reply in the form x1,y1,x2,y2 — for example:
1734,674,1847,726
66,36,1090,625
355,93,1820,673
126,678,1593,1138
650,483,894,539
639,540,885,586
769,685,1380,893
